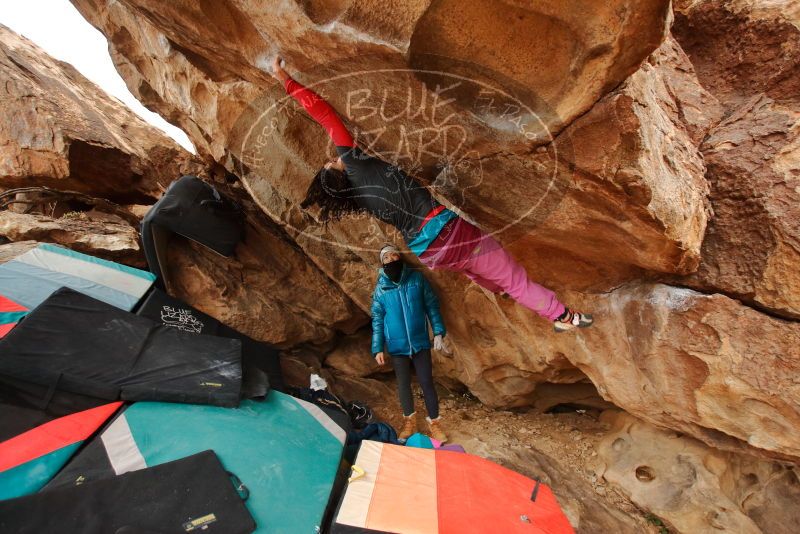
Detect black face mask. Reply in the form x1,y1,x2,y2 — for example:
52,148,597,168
383,259,403,282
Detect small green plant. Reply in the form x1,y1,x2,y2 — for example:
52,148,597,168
645,513,669,534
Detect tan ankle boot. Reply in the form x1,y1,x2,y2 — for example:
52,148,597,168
399,412,417,439
426,416,448,443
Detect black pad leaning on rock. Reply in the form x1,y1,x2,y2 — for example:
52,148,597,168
0,287,242,408
0,450,256,534
136,287,285,395
141,175,244,289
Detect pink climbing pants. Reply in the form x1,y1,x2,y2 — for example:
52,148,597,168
419,218,566,321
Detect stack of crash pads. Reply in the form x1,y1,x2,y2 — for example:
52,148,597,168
0,287,242,409
0,201,321,533
331,440,575,533
38,392,346,533
0,246,165,446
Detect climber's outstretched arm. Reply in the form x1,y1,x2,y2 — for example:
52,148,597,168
272,56,355,148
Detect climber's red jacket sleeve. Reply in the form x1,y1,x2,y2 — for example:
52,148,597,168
284,77,355,148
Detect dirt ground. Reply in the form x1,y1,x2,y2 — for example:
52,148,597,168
330,372,664,533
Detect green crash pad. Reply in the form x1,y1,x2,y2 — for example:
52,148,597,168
48,392,346,533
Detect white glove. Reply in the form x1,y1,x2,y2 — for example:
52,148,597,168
309,373,328,391
433,334,452,354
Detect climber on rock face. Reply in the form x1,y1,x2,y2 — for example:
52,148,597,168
371,244,449,442
271,56,593,332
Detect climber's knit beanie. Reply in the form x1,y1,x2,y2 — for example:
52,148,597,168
379,244,400,263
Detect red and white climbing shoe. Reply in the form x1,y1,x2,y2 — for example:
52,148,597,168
554,308,594,333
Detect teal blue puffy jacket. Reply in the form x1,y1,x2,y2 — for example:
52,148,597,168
371,265,446,356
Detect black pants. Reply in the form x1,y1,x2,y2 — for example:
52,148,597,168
391,349,439,419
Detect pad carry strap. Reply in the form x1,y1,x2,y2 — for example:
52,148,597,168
227,471,250,501
530,477,541,502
